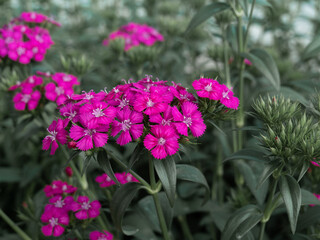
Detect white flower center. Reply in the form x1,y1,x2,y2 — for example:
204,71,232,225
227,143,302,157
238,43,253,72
5,37,13,44
55,86,64,95
158,137,166,146
106,176,111,181
35,35,43,43
81,202,91,210
204,83,212,92
126,175,132,181
146,99,154,107
49,217,58,227
17,47,25,56
222,90,230,99
84,129,96,136
121,119,132,131
119,98,129,108
62,185,68,191
28,77,34,84
98,236,107,240
179,94,188,100
183,116,192,127
113,87,119,93
54,199,65,208
52,184,57,189
21,94,31,103
32,47,38,53
63,75,72,82
47,129,57,141
161,119,171,126
30,13,36,20
64,111,77,120
92,108,104,117
21,26,26,32
84,93,94,100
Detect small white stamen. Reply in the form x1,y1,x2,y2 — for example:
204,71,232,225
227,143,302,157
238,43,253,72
158,137,166,145
92,108,104,117
121,119,132,131
183,116,192,127
81,202,91,210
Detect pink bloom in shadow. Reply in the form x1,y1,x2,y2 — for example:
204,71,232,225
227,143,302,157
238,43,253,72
89,230,113,240
72,196,101,220
13,87,41,111
40,205,69,237
42,119,68,155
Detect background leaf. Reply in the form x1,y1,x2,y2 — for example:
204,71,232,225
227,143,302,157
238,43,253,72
97,149,120,185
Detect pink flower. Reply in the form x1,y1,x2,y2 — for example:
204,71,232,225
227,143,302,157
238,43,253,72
42,119,68,155
48,196,75,212
192,78,222,100
69,121,109,151
219,84,239,110
89,230,113,240
13,87,41,111
169,83,196,103
111,107,144,146
52,73,80,89
43,180,77,198
244,58,252,65
72,90,106,105
79,102,116,128
144,125,179,159
149,106,175,127
20,12,48,24
116,172,139,184
172,101,206,137
311,160,320,167
44,82,74,105
59,103,80,123
72,196,101,220
40,205,69,237
95,173,116,188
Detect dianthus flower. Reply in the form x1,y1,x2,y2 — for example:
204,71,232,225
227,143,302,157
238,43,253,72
103,22,164,51
59,102,80,124
192,78,221,101
116,172,139,184
90,230,113,240
219,84,239,110
72,196,101,220
95,173,116,188
47,196,76,212
43,180,77,198
44,82,74,106
172,101,206,137
13,87,41,111
111,107,144,145
144,125,180,159
40,205,69,237
42,119,68,155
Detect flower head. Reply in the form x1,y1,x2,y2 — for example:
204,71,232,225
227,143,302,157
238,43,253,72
72,196,101,220
89,231,113,240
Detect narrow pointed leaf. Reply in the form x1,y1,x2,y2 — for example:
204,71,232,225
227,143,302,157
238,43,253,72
301,189,320,206
297,161,310,182
176,164,210,204
256,162,280,189
185,2,230,33
97,149,120,186
297,206,320,231
111,182,143,231
279,175,301,234
302,34,320,60
223,148,266,163
242,48,280,91
126,143,144,174
154,157,177,207
81,155,92,176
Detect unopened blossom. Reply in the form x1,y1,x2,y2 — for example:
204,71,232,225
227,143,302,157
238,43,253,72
172,101,206,137
72,196,101,220
144,125,180,159
89,230,113,240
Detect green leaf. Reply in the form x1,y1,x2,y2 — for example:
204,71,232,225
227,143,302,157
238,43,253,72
249,0,272,8
256,162,280,189
81,155,92,176
111,182,143,232
297,206,320,231
221,205,262,240
176,164,210,204
138,192,173,231
154,157,177,207
223,148,266,163
292,234,315,240
185,2,230,33
97,149,120,186
279,175,301,234
301,189,320,206
242,48,280,91
302,34,320,60
208,120,226,136
0,168,21,182
297,161,310,182
236,161,269,205
126,143,144,173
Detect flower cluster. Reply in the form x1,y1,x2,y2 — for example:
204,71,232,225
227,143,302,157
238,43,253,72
9,72,80,111
95,172,139,188
192,78,239,110
103,22,164,51
40,180,110,238
43,75,239,159
0,12,59,64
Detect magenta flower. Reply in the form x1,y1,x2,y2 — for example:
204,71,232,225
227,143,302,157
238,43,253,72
42,119,68,155
90,230,113,240
79,102,116,128
13,87,41,111
72,90,106,105
95,173,116,188
72,196,101,220
111,107,144,146
144,125,179,159
192,78,222,100
43,180,77,198
169,84,196,103
69,121,109,151
172,101,206,137
48,195,75,212
44,82,74,105
117,172,139,184
149,106,175,127
52,72,80,89
20,12,48,24
40,205,69,237
59,102,80,123
219,84,239,110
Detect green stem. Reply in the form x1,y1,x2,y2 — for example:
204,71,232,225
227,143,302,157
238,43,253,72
149,158,170,240
108,151,150,188
0,209,32,240
222,24,231,88
259,178,279,240
178,215,194,240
